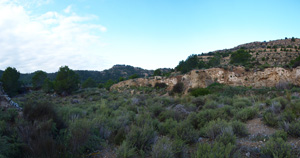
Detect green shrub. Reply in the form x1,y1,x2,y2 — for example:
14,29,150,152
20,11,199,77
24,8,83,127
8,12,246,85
154,83,167,89
216,127,236,145
82,77,97,88
195,109,218,129
126,124,157,151
203,101,219,109
271,130,288,141
232,98,252,108
151,137,174,158
263,111,279,127
0,108,18,122
230,49,252,66
170,120,198,144
190,88,210,97
116,141,137,158
158,118,177,135
201,119,229,139
191,97,206,108
23,100,65,129
68,119,92,153
234,107,257,122
280,110,296,123
172,82,184,94
193,142,237,158
261,138,294,158
273,97,289,110
288,121,300,137
172,138,188,158
230,121,248,137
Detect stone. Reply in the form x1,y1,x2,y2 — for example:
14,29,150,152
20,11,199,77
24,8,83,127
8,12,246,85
71,99,79,104
246,152,250,157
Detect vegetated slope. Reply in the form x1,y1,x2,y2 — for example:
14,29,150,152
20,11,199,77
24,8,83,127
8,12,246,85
0,65,171,85
176,37,300,73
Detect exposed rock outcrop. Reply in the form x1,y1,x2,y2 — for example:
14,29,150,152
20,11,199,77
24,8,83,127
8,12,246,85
111,67,300,94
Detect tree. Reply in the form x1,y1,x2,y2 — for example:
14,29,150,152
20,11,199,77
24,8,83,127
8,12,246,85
230,49,252,66
42,78,54,93
104,79,115,90
175,55,199,73
1,67,20,97
32,70,47,90
291,37,296,42
53,66,79,95
153,69,162,76
82,77,97,88
119,77,125,82
129,74,139,79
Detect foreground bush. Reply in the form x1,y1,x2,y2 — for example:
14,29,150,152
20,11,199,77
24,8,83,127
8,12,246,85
126,124,157,152
261,138,294,158
190,88,210,97
193,142,238,158
287,121,300,137
116,141,137,158
151,137,174,158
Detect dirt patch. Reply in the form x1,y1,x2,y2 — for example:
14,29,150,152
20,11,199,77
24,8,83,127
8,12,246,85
246,118,276,136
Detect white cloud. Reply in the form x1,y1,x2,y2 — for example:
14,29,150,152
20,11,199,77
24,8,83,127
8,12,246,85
0,1,108,73
64,5,71,14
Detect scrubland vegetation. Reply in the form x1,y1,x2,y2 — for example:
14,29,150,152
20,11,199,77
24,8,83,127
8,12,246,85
1,82,300,158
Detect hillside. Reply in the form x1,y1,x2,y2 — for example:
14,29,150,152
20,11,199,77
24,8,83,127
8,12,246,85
0,65,172,85
176,38,300,73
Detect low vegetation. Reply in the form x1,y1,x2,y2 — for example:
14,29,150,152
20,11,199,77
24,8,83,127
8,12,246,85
1,81,300,158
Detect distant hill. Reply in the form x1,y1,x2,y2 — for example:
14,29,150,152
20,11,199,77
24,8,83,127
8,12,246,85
176,37,300,73
0,65,172,85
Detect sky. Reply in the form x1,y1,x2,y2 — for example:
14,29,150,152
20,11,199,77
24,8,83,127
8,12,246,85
0,0,300,73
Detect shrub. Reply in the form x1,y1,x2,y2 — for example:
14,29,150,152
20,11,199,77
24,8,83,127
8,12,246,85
261,138,294,158
172,138,188,158
68,119,92,153
263,111,278,127
126,124,157,151
170,120,199,144
201,119,229,139
216,127,236,145
158,118,177,135
269,101,282,114
271,130,287,141
230,121,248,137
116,141,137,158
189,88,210,97
280,110,296,123
23,100,65,129
193,142,237,158
154,83,167,89
191,97,206,108
203,101,219,109
172,82,184,94
230,49,252,66
0,108,18,122
234,107,257,122
287,121,300,137
82,77,97,88
195,109,218,129
232,98,252,108
151,137,174,158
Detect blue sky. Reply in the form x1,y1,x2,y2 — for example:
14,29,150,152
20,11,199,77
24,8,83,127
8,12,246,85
0,0,300,73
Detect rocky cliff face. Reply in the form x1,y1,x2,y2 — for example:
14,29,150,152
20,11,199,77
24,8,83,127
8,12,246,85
111,67,300,93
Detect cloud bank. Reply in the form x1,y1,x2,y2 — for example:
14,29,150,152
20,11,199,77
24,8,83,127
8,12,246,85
0,0,108,73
